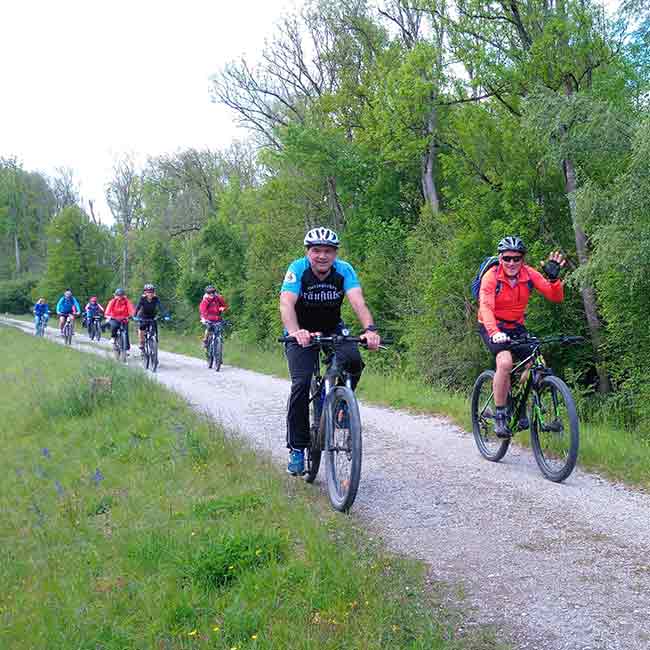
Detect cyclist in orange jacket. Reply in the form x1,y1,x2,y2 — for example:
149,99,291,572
104,288,136,349
477,236,566,437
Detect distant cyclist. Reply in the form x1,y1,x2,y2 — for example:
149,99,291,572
477,236,566,437
33,298,50,334
55,289,81,335
133,283,168,351
104,288,135,350
83,296,104,336
280,226,380,475
199,285,228,348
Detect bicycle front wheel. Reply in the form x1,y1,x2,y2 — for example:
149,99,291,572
471,369,510,462
214,336,223,372
150,336,158,372
206,334,214,368
325,386,362,512
64,323,73,345
304,377,323,484
142,339,150,369
530,375,579,482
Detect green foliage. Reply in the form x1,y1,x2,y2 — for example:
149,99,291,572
0,276,38,312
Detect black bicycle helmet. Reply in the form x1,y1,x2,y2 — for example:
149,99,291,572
114,288,125,296
497,236,527,254
205,285,216,293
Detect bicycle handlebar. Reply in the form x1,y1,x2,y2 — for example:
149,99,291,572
509,334,586,347
277,334,392,346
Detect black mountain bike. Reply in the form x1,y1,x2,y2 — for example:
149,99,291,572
471,334,584,482
112,319,130,363
205,321,227,372
137,317,159,372
279,333,384,512
88,315,102,341
61,314,75,346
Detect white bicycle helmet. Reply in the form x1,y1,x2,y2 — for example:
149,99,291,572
304,226,340,248
497,236,527,254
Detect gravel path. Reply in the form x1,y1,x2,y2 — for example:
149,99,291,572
4,317,650,650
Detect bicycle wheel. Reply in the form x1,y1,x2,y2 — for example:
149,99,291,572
206,334,214,368
530,375,579,482
150,335,158,372
214,335,223,372
119,330,128,363
304,377,323,484
64,321,73,345
470,369,510,462
325,386,362,512
93,321,101,341
142,338,150,369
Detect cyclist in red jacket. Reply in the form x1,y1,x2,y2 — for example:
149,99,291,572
199,285,228,348
104,288,136,349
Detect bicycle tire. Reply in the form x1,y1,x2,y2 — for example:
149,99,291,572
119,329,128,363
206,334,214,368
471,369,510,462
304,377,323,484
150,335,158,372
142,338,150,369
325,386,362,512
214,336,223,372
64,321,73,346
530,375,579,482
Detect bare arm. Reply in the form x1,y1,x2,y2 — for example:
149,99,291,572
280,291,311,346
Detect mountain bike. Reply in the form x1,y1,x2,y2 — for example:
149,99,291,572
470,334,584,482
88,315,102,341
61,314,75,346
135,317,159,372
112,319,130,363
278,333,386,512
34,315,48,337
205,320,228,372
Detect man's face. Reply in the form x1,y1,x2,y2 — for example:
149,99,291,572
64,291,72,298
500,251,524,278
144,290,154,300
307,245,337,274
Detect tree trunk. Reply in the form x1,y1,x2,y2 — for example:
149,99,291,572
326,176,345,231
562,156,611,394
122,237,128,288
14,232,21,276
421,108,440,212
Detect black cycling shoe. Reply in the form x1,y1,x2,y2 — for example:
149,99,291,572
494,410,512,439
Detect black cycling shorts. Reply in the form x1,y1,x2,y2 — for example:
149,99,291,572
478,323,535,360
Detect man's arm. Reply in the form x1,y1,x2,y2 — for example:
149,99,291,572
280,291,311,346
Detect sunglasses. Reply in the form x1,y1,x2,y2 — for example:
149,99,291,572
502,255,523,263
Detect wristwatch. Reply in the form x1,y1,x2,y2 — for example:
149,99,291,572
363,325,378,333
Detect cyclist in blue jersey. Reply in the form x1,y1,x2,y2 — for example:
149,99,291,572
55,289,81,335
280,226,381,475
33,298,50,334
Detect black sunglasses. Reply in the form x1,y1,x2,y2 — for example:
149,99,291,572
502,255,523,263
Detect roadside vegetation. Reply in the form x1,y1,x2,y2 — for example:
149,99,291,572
0,326,507,650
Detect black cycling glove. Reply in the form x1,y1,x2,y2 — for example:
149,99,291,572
542,259,562,281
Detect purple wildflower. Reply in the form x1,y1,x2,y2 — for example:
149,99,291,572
91,468,104,485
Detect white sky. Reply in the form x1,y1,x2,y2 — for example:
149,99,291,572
0,0,299,222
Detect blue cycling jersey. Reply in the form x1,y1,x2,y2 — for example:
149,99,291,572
281,257,360,333
34,303,50,318
56,295,81,315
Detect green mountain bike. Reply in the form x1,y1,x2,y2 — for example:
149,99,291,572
471,334,584,482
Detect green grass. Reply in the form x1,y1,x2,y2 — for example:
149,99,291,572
8,312,650,486
0,327,504,650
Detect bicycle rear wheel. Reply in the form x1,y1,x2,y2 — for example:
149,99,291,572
304,377,323,484
471,369,510,462
325,386,362,512
530,375,579,482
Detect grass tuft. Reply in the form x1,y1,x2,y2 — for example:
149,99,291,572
193,493,267,518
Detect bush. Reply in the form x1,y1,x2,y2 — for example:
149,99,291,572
0,276,38,313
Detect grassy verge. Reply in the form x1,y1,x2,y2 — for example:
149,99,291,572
7,313,650,486
0,327,503,650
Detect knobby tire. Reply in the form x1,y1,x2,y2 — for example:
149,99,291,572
530,375,579,482
471,369,510,462
304,377,323,484
324,386,362,512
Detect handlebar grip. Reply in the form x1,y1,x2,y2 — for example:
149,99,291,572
277,336,295,343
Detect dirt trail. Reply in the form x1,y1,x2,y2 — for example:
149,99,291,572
4,317,650,650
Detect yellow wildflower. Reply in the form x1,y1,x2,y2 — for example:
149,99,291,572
188,629,198,636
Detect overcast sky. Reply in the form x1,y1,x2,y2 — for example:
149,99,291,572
0,0,299,221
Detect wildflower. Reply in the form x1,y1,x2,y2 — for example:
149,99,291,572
42,448,51,458
91,468,104,485
188,629,198,636
391,625,399,632
228,565,234,570
213,626,221,632
251,634,258,640
255,549,262,556
54,480,65,496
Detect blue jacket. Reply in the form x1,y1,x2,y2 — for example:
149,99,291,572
56,295,81,315
34,303,50,318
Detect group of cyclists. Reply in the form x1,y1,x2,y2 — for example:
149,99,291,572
32,284,229,356
32,225,567,477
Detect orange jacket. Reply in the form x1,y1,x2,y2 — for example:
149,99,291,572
105,296,135,321
478,263,564,336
